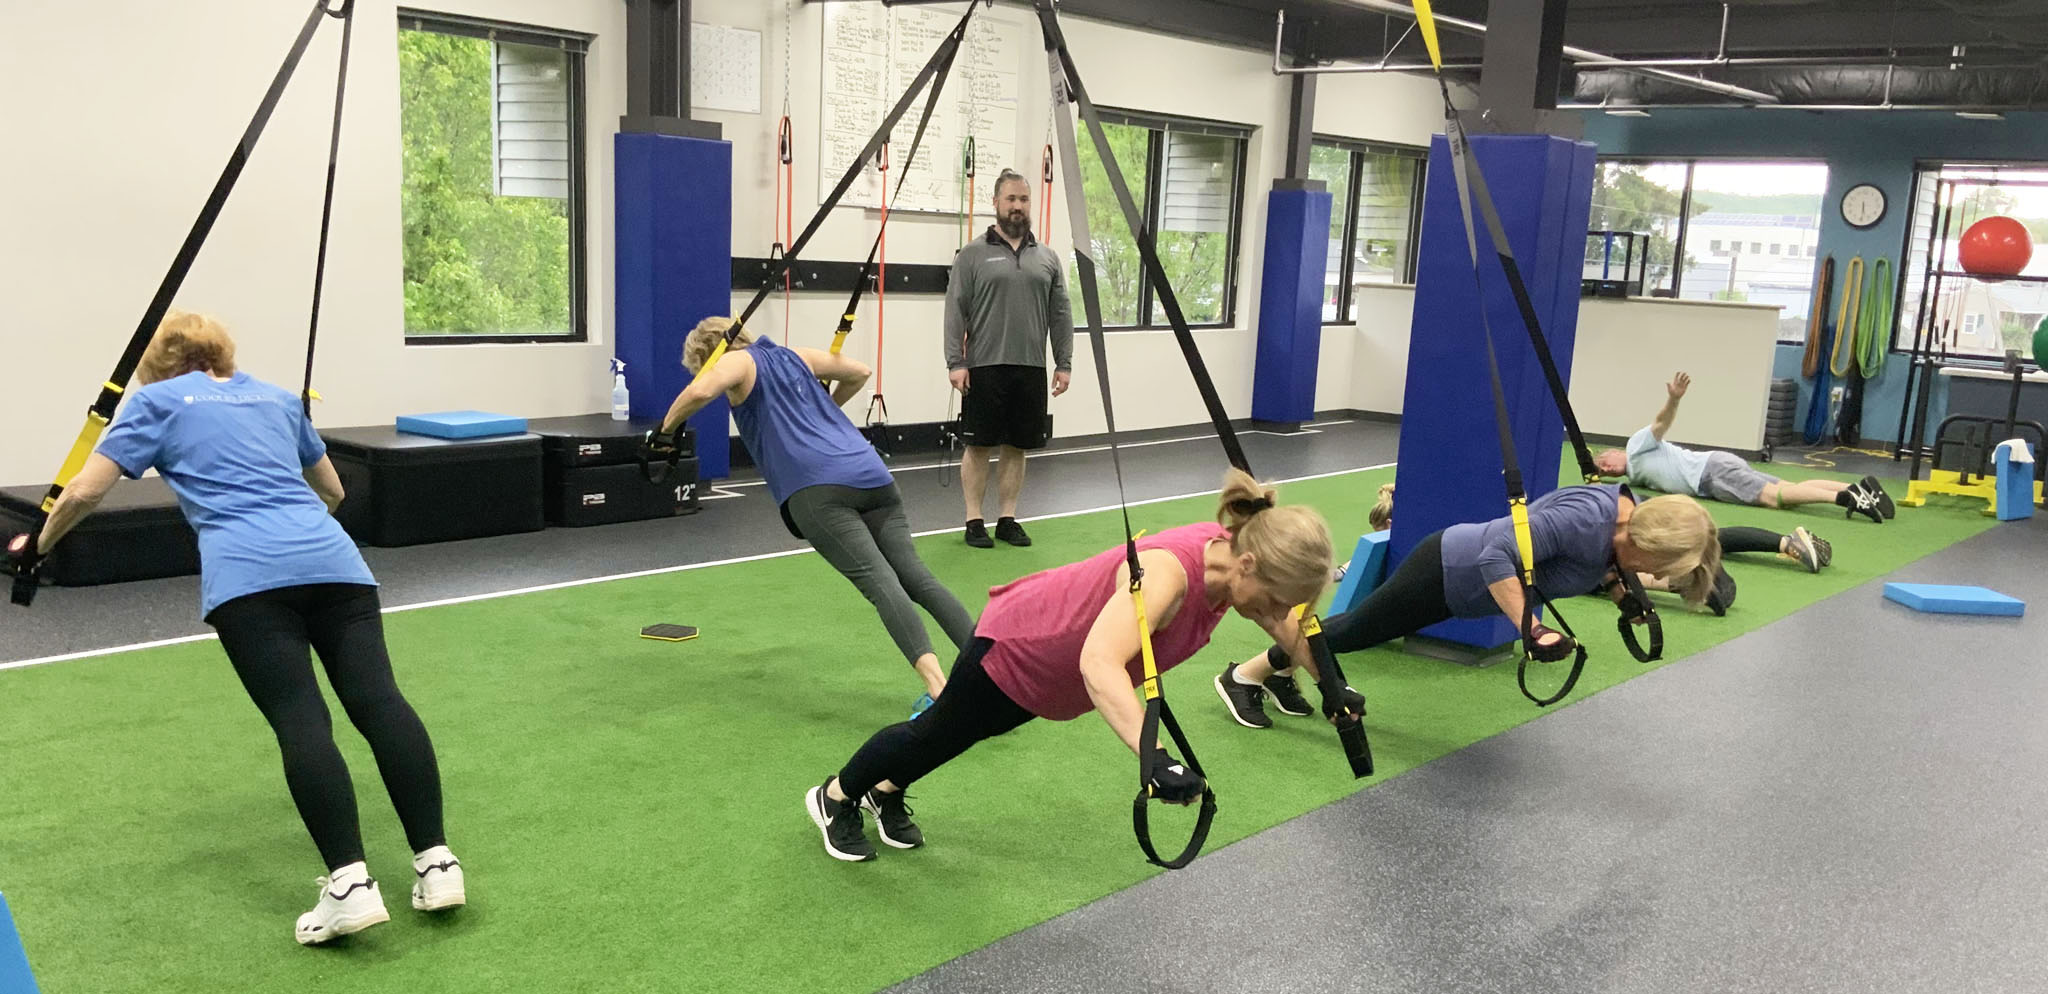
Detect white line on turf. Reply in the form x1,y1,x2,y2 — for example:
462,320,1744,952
1,462,1394,672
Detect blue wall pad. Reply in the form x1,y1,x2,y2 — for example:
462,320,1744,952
1389,134,1597,649
1252,186,1333,425
616,132,735,479
1995,439,2035,521
1328,530,1392,618
1883,583,2025,617
0,892,39,994
394,411,527,439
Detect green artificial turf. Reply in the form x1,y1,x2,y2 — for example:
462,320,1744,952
0,462,1995,994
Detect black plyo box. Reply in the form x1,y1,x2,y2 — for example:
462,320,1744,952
0,479,199,586
321,427,544,547
528,414,693,470
548,461,700,526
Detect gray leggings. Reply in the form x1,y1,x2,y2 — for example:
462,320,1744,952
784,483,976,665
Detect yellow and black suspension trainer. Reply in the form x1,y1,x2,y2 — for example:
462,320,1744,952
1411,2,1661,706
1037,0,1371,869
9,0,356,608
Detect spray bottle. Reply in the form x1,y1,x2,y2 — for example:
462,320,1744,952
610,359,630,421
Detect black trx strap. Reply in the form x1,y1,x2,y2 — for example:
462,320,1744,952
655,2,980,449
10,0,354,608
1037,0,1369,869
1412,3,1660,703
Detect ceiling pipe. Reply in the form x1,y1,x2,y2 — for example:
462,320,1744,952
1308,0,1781,103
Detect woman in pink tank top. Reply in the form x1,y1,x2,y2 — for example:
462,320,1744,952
801,471,1337,862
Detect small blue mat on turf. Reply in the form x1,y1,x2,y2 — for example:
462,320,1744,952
1882,583,2025,617
0,892,39,994
395,411,527,440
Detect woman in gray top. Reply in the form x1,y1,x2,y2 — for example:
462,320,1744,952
1215,484,1720,726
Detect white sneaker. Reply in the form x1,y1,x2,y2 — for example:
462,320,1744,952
295,862,389,945
411,845,466,912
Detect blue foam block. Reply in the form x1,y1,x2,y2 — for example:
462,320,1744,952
394,411,527,440
0,892,39,994
1328,531,1392,617
1882,583,2025,617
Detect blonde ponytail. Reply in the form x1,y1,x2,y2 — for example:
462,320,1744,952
1215,469,1333,607
1368,483,1394,532
682,316,753,373
1629,495,1722,608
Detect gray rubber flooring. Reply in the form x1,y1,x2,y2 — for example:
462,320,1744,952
1,418,1395,664
885,514,2048,994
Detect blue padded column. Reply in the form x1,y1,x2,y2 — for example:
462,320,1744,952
1252,183,1332,425
616,132,734,479
1389,133,1596,650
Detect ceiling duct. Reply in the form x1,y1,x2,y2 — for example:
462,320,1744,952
1575,64,2047,109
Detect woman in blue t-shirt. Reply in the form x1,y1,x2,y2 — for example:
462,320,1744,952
11,312,464,945
1214,484,1720,727
659,317,975,716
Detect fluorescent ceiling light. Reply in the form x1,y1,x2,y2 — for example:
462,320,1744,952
1604,108,1652,118
1956,111,2006,120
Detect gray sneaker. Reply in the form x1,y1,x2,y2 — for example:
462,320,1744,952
1786,527,1823,573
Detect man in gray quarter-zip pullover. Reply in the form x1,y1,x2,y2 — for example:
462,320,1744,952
944,169,1074,549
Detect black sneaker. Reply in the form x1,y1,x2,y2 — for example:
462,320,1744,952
806,780,875,862
1859,475,1897,519
862,790,924,849
1262,669,1314,717
1838,483,1885,524
1212,661,1272,729
964,519,994,549
994,517,1032,547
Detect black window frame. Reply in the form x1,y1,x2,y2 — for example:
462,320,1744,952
1893,159,2048,369
1084,107,1252,331
398,10,591,346
1312,135,1428,326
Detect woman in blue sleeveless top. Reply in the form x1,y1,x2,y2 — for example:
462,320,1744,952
9,312,463,945
660,317,975,715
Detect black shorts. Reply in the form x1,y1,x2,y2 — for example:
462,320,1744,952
958,364,1049,450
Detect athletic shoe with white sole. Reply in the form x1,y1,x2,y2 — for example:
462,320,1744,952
1859,475,1897,519
295,862,389,946
1785,527,1823,573
411,845,466,912
806,779,875,862
1838,482,1885,524
1808,530,1833,568
1213,661,1272,729
1262,669,1314,717
862,790,924,849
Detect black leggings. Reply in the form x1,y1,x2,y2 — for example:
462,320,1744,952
208,583,444,871
1720,526,1783,556
836,638,1035,799
1265,531,1455,668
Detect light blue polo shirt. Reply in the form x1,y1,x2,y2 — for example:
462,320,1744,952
95,371,374,618
1624,426,1711,496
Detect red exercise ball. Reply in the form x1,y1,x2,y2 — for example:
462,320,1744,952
1958,215,2035,277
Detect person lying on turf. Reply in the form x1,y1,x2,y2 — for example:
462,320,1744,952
5,311,463,945
1592,371,1894,524
1215,483,1720,729
1362,488,1825,618
803,470,1335,861
663,317,976,717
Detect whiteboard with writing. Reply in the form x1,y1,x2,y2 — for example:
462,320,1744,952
692,22,761,114
819,3,1021,215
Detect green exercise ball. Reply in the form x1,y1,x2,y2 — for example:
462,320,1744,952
2035,316,2048,365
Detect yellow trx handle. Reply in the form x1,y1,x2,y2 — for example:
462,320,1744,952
831,319,853,356
1413,0,1446,71
1134,583,1162,702
1508,496,1537,587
